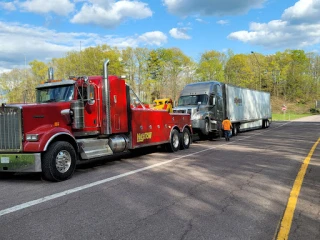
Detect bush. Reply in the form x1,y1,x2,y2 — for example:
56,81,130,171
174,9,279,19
309,108,320,114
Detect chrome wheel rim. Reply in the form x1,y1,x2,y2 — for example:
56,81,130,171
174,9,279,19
183,132,190,146
55,150,72,173
173,132,179,148
205,121,209,133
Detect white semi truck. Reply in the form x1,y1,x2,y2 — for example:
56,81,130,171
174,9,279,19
173,81,271,139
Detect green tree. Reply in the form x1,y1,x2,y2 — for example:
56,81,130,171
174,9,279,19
225,54,254,88
28,60,49,101
0,69,27,103
196,50,225,82
161,48,193,101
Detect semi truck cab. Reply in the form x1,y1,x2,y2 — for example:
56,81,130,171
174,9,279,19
173,81,224,139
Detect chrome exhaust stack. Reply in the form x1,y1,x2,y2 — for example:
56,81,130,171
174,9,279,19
102,59,111,135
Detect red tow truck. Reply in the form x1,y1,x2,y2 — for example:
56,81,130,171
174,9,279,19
0,60,192,181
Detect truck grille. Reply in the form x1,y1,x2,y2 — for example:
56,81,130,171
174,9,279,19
0,106,23,151
173,108,192,115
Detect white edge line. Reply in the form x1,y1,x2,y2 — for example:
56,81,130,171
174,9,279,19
0,122,290,217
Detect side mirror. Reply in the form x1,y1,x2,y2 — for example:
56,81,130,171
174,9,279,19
197,102,201,111
212,96,216,106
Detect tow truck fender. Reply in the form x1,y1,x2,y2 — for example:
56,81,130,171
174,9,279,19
24,127,77,152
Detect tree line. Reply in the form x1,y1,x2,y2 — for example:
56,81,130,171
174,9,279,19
0,45,319,108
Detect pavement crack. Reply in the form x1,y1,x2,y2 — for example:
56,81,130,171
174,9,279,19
180,218,193,240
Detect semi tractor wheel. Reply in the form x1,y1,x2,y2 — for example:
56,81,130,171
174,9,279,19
0,172,14,178
180,128,191,150
42,141,77,182
166,129,180,152
199,119,210,140
204,119,210,135
232,124,239,136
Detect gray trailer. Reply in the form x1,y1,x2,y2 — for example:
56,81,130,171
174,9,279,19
173,81,271,139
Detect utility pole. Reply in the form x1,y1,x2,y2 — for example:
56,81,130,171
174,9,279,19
24,54,27,103
80,41,82,75
251,51,261,90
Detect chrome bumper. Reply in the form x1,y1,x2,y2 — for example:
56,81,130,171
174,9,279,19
192,119,205,133
0,153,42,172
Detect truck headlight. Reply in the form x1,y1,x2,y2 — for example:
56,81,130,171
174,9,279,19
26,134,39,142
192,113,202,120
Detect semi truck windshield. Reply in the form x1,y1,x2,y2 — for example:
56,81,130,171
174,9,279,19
177,94,208,106
37,85,74,103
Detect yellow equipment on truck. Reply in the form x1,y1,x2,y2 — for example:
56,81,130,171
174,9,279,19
153,98,173,113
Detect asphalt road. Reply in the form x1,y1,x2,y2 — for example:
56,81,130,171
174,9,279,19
0,116,319,240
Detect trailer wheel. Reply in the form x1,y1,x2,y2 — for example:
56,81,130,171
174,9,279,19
265,120,270,128
42,141,77,182
166,129,180,152
180,128,191,150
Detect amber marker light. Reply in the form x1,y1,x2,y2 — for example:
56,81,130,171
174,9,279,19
54,122,60,127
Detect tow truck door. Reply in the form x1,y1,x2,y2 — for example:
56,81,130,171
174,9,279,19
83,84,99,130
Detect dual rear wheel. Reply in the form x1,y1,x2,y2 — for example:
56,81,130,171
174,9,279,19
166,128,191,152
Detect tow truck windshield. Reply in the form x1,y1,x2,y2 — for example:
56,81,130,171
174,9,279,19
37,85,74,103
177,94,208,106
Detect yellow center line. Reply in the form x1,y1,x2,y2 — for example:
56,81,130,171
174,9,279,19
276,137,320,240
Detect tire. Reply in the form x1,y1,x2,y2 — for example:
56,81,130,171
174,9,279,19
42,141,77,182
265,120,270,128
232,124,238,136
0,172,14,179
180,128,191,150
199,119,209,140
204,119,210,135
165,129,180,152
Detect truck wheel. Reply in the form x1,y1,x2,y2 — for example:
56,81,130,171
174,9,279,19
232,124,238,136
199,119,210,140
180,128,191,150
166,129,180,152
265,120,270,128
0,172,14,179
204,119,210,135
42,141,77,182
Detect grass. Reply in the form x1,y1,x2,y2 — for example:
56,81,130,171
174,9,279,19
272,112,313,121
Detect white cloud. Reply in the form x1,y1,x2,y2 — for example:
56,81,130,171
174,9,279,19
19,0,74,16
138,31,168,46
0,21,166,71
169,28,191,39
282,0,320,24
217,20,228,25
96,31,167,48
0,2,16,11
228,0,320,49
195,18,209,24
71,0,152,28
163,0,265,17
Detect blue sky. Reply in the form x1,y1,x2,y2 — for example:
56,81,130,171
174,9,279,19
0,0,320,73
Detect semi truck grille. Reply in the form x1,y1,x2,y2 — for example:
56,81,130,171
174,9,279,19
173,109,192,114
0,106,23,151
